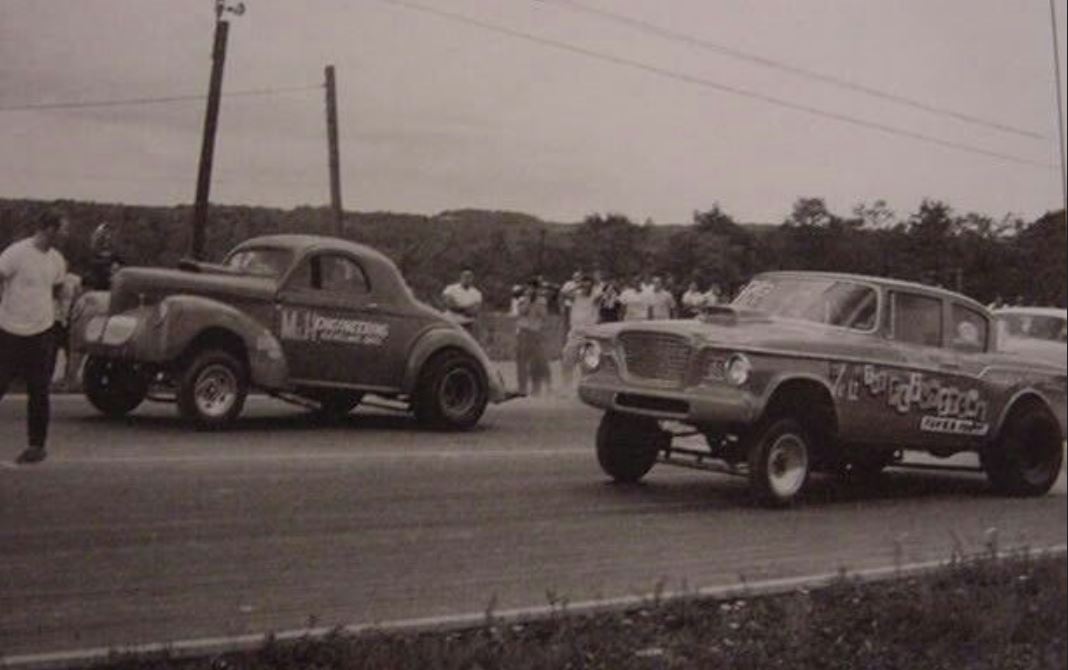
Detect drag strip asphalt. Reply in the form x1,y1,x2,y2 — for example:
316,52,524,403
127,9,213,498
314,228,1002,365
1,395,1065,661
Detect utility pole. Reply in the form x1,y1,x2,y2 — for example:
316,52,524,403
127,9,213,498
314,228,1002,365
325,65,344,237
1049,0,1067,215
190,0,245,260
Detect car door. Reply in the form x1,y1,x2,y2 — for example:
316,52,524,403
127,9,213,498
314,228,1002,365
883,291,991,448
274,252,395,390
877,290,950,446
930,301,995,442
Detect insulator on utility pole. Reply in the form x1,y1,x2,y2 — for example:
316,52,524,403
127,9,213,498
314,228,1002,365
325,65,344,238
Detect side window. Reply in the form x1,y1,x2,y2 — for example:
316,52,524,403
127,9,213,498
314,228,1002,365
285,258,313,290
283,254,370,296
950,303,988,352
892,292,942,347
318,255,370,296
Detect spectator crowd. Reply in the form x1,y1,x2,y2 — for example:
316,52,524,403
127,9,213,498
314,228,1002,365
442,268,726,397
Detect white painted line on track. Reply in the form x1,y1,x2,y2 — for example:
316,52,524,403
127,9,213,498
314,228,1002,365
3,543,1065,670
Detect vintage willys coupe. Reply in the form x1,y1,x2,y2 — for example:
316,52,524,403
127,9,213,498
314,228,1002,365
577,272,1066,506
73,235,506,430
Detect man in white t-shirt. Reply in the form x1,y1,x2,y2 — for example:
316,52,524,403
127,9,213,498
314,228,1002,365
561,274,603,386
442,269,483,334
619,277,648,321
0,212,69,465
648,276,676,320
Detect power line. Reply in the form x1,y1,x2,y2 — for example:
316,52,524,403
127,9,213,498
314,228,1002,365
0,85,323,113
539,0,1046,141
373,0,1055,170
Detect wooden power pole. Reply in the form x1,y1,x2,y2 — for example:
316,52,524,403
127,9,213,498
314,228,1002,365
191,1,243,260
325,65,344,237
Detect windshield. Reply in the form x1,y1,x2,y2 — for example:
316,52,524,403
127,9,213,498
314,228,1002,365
224,248,293,278
997,314,1068,343
733,276,878,331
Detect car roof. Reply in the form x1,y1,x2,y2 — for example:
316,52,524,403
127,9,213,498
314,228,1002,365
754,270,990,314
232,234,397,268
994,306,1068,319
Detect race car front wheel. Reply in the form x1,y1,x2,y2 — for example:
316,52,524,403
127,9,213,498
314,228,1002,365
177,349,248,430
83,356,148,418
746,417,812,507
596,412,667,483
983,404,1063,497
412,350,488,430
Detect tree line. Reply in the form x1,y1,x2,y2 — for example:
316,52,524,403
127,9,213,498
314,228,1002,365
1,197,1063,310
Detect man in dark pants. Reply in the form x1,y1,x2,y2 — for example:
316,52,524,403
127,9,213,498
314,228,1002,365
0,212,68,464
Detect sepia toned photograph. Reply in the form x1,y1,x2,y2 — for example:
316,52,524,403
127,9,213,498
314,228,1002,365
2,1,1066,668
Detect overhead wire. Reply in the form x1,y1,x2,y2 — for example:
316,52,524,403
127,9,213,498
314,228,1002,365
0,84,323,113
538,0,1046,141
372,0,1055,170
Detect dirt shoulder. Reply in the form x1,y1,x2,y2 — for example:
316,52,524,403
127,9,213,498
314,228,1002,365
86,551,1066,670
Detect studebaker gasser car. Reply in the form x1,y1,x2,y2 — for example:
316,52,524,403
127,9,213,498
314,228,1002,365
73,235,507,430
577,272,1067,506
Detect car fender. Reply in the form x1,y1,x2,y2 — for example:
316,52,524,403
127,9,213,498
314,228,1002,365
756,371,840,432
403,326,506,401
82,294,288,389
991,386,1067,442
156,295,289,389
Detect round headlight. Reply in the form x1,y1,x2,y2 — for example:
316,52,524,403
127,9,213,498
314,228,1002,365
101,315,139,345
579,340,603,372
725,353,752,386
84,316,106,343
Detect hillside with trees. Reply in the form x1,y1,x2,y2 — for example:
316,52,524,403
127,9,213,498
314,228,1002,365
1,197,1063,309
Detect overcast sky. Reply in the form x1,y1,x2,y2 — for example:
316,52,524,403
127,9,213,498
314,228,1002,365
1,0,1065,225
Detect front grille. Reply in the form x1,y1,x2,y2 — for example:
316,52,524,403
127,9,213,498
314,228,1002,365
618,332,692,384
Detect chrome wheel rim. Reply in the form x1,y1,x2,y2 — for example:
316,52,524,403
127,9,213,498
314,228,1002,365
194,364,238,418
767,433,808,499
440,367,479,418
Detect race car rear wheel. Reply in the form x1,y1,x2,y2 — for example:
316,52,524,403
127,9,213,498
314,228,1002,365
596,412,667,483
177,349,248,430
412,350,488,430
982,404,1063,497
83,356,148,418
746,417,812,507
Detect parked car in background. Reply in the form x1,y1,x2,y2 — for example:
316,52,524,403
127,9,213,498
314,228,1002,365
72,235,507,430
994,307,1067,371
577,271,1066,506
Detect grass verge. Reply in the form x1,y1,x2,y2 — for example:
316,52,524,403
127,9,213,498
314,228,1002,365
87,550,1066,670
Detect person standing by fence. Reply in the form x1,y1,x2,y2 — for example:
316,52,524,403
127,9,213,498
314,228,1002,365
0,212,69,465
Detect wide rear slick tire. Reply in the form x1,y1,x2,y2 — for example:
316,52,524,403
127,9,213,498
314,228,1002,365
596,412,667,483
412,351,488,431
746,417,812,507
983,405,1063,497
83,356,148,418
177,349,249,431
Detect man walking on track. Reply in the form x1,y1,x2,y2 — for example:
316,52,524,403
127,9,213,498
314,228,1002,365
0,212,69,465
